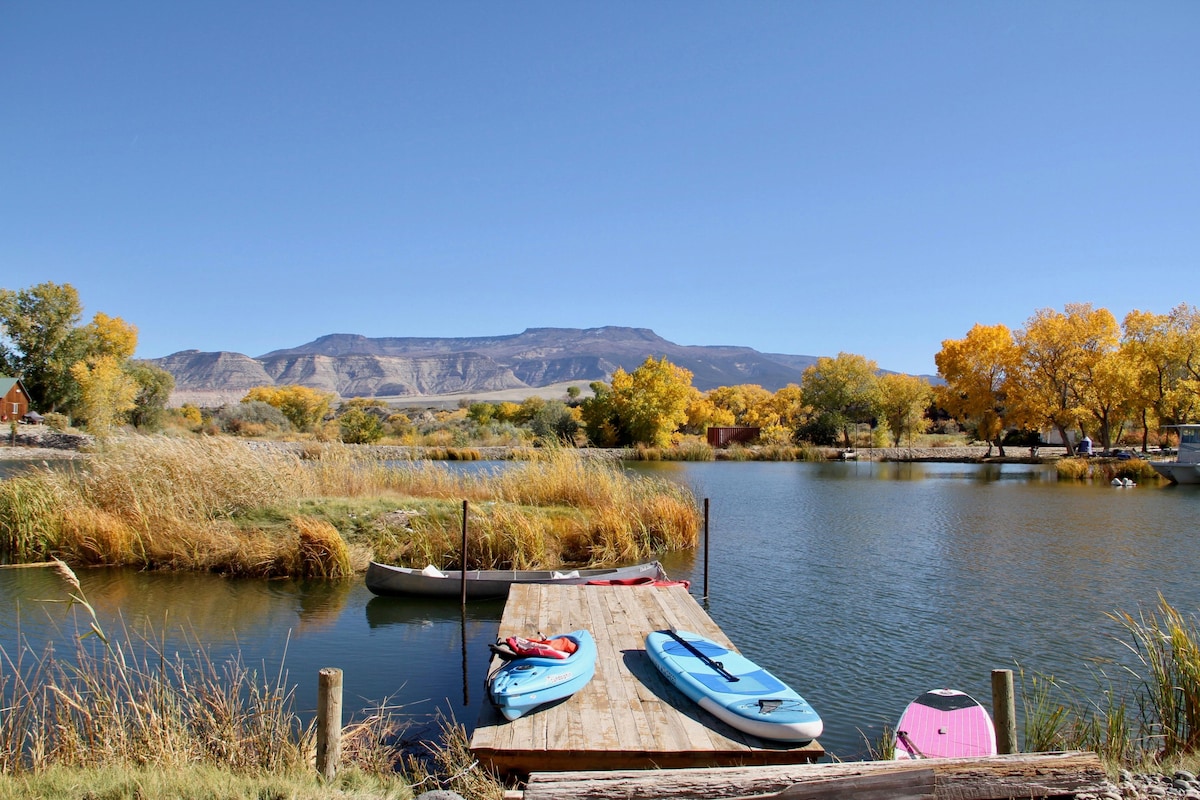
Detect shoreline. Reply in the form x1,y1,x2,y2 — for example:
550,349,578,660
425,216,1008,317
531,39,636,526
0,437,1078,464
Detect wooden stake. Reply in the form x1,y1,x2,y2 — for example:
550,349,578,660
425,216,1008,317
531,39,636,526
316,667,343,779
992,668,1018,754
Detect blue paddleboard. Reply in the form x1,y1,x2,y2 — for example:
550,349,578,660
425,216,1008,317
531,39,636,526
645,628,822,742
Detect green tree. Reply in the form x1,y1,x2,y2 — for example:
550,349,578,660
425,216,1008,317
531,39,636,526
528,400,580,444
124,360,175,431
799,353,880,448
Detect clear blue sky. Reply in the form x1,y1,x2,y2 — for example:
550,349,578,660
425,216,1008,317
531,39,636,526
3,2,1197,376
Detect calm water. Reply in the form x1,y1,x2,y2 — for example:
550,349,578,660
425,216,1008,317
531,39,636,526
3,459,1200,758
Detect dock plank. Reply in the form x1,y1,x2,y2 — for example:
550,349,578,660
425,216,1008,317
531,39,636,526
470,584,823,775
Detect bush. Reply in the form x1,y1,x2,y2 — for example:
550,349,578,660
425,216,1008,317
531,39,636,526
338,408,384,444
42,412,70,431
216,400,289,436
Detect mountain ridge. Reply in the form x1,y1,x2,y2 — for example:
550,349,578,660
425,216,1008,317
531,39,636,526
150,326,824,406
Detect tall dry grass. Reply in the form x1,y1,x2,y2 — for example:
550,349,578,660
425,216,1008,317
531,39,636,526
0,437,700,575
0,561,411,789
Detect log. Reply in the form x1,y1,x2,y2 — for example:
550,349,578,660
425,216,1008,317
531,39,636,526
522,751,1105,800
729,767,936,800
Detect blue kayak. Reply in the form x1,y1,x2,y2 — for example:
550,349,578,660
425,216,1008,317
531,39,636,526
488,629,597,721
645,628,822,742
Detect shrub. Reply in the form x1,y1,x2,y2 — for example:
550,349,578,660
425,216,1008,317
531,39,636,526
338,408,384,444
1056,458,1091,481
216,401,289,435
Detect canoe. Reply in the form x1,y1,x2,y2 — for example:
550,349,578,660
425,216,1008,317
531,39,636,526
365,559,668,599
487,629,597,720
645,628,823,743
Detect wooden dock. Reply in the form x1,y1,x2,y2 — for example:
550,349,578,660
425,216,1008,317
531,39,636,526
469,583,823,776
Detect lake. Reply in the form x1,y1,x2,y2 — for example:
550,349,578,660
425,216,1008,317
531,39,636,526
3,459,1199,759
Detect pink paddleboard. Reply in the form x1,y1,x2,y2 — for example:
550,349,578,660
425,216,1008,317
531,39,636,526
893,688,997,759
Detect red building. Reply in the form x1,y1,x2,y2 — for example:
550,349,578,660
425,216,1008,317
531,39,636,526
706,426,761,447
0,377,31,423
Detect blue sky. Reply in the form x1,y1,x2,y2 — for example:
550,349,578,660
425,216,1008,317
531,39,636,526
2,2,1197,376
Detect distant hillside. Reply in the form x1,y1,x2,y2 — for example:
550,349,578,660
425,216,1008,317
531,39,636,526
151,326,822,406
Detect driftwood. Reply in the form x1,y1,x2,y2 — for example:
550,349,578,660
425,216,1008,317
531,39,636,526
522,751,1105,800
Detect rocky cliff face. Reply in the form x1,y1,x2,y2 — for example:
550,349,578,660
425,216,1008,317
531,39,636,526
151,326,821,406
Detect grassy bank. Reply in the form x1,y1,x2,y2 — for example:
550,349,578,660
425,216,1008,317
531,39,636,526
0,436,700,575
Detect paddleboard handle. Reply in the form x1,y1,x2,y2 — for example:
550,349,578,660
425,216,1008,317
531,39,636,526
897,729,927,758
665,628,740,682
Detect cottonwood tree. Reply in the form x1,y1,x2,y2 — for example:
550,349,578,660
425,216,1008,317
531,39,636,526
1121,305,1200,442
878,373,933,446
934,323,1017,456
0,282,138,417
1006,304,1120,449
681,388,735,435
705,384,777,427
70,355,139,435
799,353,880,448
581,357,694,447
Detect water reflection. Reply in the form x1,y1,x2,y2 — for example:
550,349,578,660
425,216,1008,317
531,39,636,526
3,460,1200,761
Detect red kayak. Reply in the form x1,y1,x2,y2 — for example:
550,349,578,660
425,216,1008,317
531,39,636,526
586,576,690,588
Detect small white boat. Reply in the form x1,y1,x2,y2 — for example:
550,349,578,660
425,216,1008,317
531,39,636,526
1150,425,1200,485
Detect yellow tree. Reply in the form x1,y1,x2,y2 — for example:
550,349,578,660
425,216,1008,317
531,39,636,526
581,357,694,447
242,385,335,432
1169,304,1200,414
1007,304,1120,449
683,388,735,435
878,374,933,446
83,311,138,361
1077,348,1138,449
70,355,139,436
705,384,776,427
934,323,1017,455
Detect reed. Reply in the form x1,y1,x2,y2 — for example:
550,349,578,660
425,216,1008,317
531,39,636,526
0,436,700,575
404,716,505,800
0,564,410,791
1110,595,1200,760
1018,667,1073,752
1055,457,1091,480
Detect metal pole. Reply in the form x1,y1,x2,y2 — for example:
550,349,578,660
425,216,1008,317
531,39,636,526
703,497,710,600
461,499,469,608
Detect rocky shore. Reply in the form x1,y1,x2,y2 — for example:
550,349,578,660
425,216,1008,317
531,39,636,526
1078,769,1200,799
0,425,91,460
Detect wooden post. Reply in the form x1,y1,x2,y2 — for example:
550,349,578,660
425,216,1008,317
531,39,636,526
461,499,469,607
316,667,343,779
992,668,1019,754
702,497,710,600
